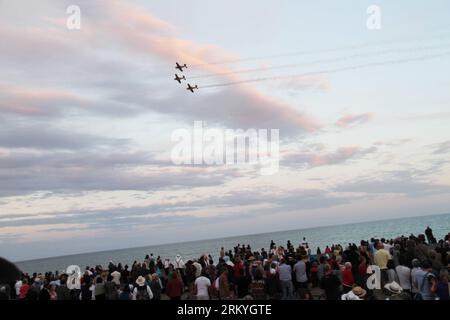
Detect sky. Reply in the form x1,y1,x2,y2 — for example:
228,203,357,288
0,0,450,261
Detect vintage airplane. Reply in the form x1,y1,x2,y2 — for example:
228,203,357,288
175,62,188,72
186,83,198,93
174,74,186,84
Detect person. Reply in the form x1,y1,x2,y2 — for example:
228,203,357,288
341,286,366,300
395,261,412,293
320,264,341,300
219,268,232,300
382,281,411,300
436,269,449,300
94,276,106,300
194,270,211,300
317,256,327,282
411,259,421,295
278,259,294,300
425,226,436,244
386,260,399,283
293,256,308,298
342,262,354,293
14,279,22,300
57,276,71,300
166,272,183,300
111,269,121,286
19,279,30,300
49,284,58,300
358,256,368,287
132,276,153,300
119,284,132,300
414,260,437,300
150,274,162,300
374,242,391,286
248,269,266,300
0,283,11,300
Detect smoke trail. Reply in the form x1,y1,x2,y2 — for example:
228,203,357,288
199,51,450,89
189,43,450,79
190,31,450,68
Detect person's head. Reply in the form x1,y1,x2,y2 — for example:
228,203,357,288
376,242,384,250
421,260,432,271
412,259,420,268
324,264,332,274
319,256,326,264
344,262,352,269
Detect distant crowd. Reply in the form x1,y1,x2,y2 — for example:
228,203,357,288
1,226,449,301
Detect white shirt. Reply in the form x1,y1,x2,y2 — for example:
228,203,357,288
195,276,211,297
395,265,412,290
132,285,153,300
15,280,22,296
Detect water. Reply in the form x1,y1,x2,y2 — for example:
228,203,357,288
16,213,450,274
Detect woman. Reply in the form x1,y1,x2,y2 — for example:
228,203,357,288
150,274,162,300
249,270,266,300
437,269,449,300
342,262,354,293
358,256,368,287
94,276,106,300
166,272,184,300
49,284,58,300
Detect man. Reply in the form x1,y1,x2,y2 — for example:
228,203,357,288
194,271,211,300
278,259,293,300
410,259,421,295
320,264,341,300
395,260,412,293
374,242,391,286
293,256,308,299
414,260,437,300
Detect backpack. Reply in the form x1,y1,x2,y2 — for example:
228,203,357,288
414,272,434,300
136,285,149,300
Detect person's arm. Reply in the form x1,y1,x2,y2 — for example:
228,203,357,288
147,286,154,300
193,280,197,295
429,276,437,293
132,288,137,300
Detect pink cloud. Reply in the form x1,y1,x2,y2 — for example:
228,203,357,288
336,113,374,128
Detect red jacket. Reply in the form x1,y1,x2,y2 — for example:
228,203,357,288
342,269,354,287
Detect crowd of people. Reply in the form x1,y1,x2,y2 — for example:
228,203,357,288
1,226,449,301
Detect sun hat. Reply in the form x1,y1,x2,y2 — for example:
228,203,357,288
384,281,403,294
352,286,367,298
135,276,146,286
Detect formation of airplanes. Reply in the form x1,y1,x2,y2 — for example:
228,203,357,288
174,62,198,92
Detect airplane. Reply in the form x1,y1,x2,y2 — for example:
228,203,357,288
175,62,188,72
174,74,186,84
186,83,198,93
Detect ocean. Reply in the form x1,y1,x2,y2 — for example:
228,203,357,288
15,213,450,274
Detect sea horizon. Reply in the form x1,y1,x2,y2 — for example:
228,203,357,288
13,211,450,274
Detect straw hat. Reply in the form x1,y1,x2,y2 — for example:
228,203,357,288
135,276,146,286
352,286,367,298
384,281,403,294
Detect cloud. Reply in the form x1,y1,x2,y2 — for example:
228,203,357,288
0,124,128,150
431,140,450,154
335,171,450,197
282,145,378,168
0,0,321,134
0,150,245,196
336,113,374,128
